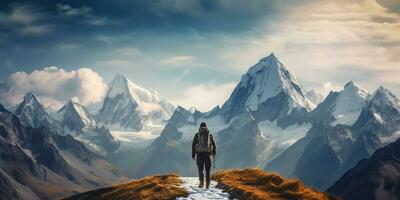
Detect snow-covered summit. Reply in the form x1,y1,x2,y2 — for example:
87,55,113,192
240,53,312,111
221,53,313,122
369,86,400,109
327,81,369,126
97,74,175,131
14,93,54,128
15,93,44,113
57,100,96,130
107,73,161,104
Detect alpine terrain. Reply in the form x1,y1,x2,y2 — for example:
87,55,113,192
1,53,400,200
0,102,124,200
97,74,175,131
133,53,317,178
328,137,400,200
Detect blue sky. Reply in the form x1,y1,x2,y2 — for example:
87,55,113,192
1,0,400,111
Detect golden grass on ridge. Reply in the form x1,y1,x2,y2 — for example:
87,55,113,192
213,168,339,200
63,174,189,200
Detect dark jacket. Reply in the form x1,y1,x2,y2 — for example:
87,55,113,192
192,127,216,158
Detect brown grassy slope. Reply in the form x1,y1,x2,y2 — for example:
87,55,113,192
63,174,189,200
213,168,339,200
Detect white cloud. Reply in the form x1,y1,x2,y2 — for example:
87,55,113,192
116,47,141,57
97,35,114,44
57,43,80,50
315,82,343,97
57,3,108,26
171,82,236,112
0,4,53,35
0,67,107,109
8,4,44,24
56,4,92,17
95,59,130,67
161,56,204,68
215,0,400,95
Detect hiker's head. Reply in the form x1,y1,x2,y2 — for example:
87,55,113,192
200,122,207,128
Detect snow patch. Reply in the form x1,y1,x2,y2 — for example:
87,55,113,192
178,115,228,142
177,177,232,200
110,124,164,151
379,131,400,145
331,82,369,126
258,120,312,161
331,113,362,127
258,120,311,145
373,113,384,124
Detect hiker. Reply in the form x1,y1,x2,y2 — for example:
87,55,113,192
192,122,216,189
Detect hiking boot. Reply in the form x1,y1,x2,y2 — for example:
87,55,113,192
206,182,210,189
198,182,204,188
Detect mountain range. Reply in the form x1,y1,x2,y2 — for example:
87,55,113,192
266,84,400,190
0,103,124,200
1,52,400,199
126,53,400,197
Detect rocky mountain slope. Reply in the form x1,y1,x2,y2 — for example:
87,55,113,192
55,100,120,155
328,137,400,200
0,104,125,200
266,86,400,190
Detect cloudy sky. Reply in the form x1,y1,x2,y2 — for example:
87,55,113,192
0,0,399,111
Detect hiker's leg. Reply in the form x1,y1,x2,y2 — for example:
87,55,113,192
196,153,205,184
205,155,211,187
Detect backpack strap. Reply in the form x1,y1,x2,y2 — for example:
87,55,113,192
208,133,213,151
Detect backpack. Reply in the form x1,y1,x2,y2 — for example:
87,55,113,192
195,132,212,153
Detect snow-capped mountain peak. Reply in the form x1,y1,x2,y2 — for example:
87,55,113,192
221,53,313,122
107,73,140,101
334,81,369,113
57,100,96,130
107,74,165,109
15,93,46,114
331,81,369,126
369,86,400,109
241,52,312,111
97,74,175,131
14,93,53,128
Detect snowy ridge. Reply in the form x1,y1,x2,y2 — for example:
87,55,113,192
360,86,400,128
57,100,97,129
69,101,96,127
258,120,312,162
221,53,314,123
14,93,54,128
108,73,173,116
97,74,175,131
369,86,400,109
240,53,313,111
177,177,231,200
331,81,369,126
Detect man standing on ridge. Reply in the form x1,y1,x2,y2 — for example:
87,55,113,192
192,122,216,189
